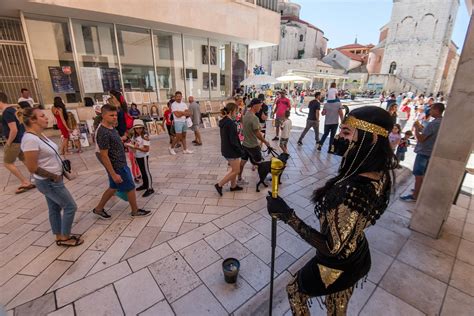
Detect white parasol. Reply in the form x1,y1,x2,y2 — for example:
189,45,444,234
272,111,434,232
276,74,311,83
240,75,280,86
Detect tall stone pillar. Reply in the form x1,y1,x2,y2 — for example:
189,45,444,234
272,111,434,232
410,13,474,238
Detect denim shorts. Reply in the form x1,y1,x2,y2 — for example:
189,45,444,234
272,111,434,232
225,157,240,162
413,154,430,176
108,165,136,192
174,121,187,133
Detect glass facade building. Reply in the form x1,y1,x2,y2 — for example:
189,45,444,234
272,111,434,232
1,14,250,105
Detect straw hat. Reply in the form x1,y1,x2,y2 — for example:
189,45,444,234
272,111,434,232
133,119,145,128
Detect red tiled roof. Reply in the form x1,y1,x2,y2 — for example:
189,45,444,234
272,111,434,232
281,16,324,34
339,50,364,62
336,43,374,50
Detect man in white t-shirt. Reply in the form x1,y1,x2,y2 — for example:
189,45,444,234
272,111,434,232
18,88,34,107
169,91,192,155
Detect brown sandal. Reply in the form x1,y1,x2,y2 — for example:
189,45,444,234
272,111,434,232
56,236,84,247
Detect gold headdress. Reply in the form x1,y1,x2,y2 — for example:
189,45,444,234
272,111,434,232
344,116,389,138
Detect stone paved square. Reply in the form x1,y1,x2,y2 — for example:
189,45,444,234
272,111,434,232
0,101,473,315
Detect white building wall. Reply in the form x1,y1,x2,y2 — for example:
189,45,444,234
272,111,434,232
271,58,344,78
279,25,300,60
380,0,459,93
322,50,361,72
302,27,317,59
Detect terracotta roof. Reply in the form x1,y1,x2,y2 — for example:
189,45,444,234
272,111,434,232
336,43,374,50
281,15,324,34
339,50,365,62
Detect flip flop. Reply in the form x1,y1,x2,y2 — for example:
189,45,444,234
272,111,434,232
15,184,36,194
56,236,84,247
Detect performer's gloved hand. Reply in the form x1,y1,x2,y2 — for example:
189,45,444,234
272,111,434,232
266,192,294,223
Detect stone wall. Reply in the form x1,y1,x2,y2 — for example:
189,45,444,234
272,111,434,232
380,0,459,93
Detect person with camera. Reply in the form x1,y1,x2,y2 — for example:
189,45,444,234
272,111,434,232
19,107,83,247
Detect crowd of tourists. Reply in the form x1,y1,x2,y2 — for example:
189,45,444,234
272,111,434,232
0,89,205,247
378,91,446,203
0,84,446,249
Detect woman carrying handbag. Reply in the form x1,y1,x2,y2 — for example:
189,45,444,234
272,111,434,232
19,107,83,247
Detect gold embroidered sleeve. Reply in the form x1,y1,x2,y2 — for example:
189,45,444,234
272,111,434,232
286,213,332,256
326,203,361,256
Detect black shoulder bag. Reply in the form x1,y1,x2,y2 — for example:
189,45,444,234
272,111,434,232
29,132,72,174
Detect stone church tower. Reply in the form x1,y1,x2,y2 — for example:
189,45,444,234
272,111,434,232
381,0,459,93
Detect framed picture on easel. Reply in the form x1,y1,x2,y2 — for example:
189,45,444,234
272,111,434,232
202,117,211,128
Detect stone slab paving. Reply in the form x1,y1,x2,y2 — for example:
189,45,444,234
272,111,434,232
0,100,473,315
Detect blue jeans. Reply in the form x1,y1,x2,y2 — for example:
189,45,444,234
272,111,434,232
35,178,77,236
319,124,338,148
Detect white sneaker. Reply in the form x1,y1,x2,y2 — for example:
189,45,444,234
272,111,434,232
169,147,176,155
183,149,194,154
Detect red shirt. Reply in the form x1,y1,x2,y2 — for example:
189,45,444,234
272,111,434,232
164,109,172,125
275,97,291,118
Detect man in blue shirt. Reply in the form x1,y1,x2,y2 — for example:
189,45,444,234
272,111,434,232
400,102,445,202
0,92,34,194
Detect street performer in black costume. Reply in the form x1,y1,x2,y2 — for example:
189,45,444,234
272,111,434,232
267,106,397,315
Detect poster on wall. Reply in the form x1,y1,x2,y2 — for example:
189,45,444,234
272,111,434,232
81,67,103,93
101,68,121,92
202,45,217,65
48,66,75,94
203,72,209,90
203,72,218,90
211,73,217,90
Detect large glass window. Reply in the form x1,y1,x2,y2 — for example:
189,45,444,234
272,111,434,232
25,15,81,104
183,35,210,101
153,30,184,102
232,43,248,94
210,40,231,100
116,26,155,95
71,20,121,103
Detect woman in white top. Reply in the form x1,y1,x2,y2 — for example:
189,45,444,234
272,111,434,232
19,107,83,247
128,119,154,198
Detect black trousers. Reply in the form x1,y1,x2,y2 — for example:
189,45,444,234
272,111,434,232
319,124,338,149
136,156,153,190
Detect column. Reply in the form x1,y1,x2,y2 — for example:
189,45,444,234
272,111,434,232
410,14,474,238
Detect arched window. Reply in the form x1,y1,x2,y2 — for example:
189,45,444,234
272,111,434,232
299,34,304,42
389,62,397,74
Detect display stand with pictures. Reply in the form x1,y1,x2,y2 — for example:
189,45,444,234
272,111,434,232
146,121,158,136
124,92,133,104
150,105,160,120
202,117,211,128
132,92,143,104
209,116,217,128
78,123,90,147
142,92,151,104
141,104,149,116
156,122,164,134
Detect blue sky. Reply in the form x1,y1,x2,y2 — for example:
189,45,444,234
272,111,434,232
293,0,470,51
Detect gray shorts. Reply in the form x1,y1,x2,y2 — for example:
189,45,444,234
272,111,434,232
280,138,289,147
191,124,200,132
